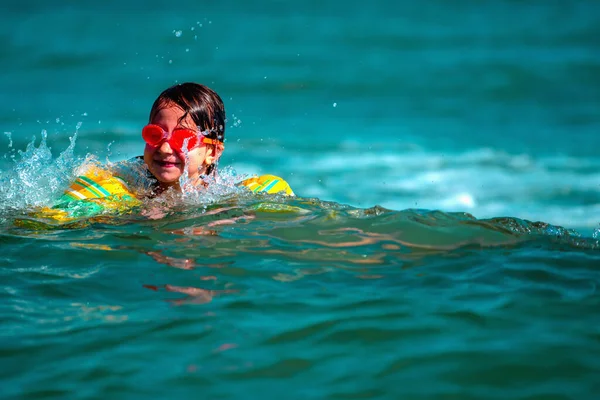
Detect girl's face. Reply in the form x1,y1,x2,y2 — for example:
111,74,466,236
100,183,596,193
143,104,215,189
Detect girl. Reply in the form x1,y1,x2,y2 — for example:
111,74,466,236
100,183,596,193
38,82,294,223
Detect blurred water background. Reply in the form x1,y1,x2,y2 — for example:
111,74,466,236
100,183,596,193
1,1,599,399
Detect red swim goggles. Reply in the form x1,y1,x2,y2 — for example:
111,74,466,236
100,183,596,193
142,124,224,152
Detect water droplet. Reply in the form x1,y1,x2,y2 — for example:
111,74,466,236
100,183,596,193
174,30,183,37
185,48,190,52
333,102,337,107
169,60,173,64
4,132,13,148
231,115,242,128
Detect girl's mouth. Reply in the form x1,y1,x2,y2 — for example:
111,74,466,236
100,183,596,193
155,160,180,168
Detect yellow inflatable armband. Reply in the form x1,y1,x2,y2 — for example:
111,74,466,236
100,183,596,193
30,166,141,224
239,174,295,196
61,165,138,202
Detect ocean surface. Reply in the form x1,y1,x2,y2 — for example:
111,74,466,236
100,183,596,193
1,1,599,399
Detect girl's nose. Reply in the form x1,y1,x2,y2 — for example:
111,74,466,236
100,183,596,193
157,140,174,153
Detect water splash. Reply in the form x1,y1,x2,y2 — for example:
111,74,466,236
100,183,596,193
0,130,83,211
172,165,246,211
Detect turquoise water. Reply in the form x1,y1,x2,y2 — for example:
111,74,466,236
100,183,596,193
2,1,600,398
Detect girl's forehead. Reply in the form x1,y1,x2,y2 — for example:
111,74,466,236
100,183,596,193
151,105,196,128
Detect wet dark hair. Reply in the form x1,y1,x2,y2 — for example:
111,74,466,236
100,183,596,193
149,82,225,176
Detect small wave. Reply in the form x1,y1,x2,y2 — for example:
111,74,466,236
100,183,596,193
240,145,599,229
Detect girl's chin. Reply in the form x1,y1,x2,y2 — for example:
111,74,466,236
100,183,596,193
150,165,201,186
152,169,183,184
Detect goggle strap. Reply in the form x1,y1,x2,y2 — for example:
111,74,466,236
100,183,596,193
201,137,225,148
